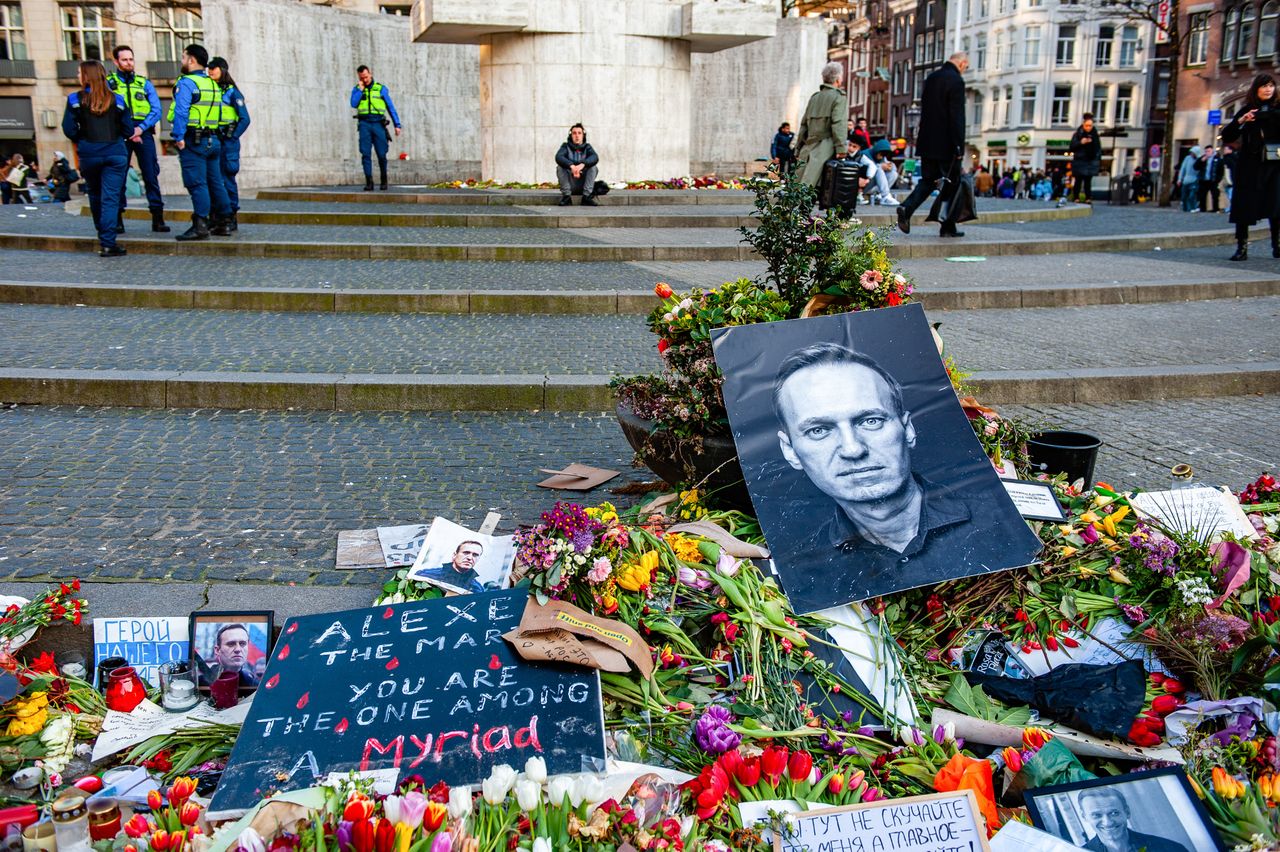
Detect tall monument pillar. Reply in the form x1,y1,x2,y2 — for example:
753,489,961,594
411,0,776,184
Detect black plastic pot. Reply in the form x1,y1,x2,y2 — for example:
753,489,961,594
1027,430,1103,489
614,402,753,511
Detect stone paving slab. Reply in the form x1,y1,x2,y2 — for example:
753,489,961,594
2,299,1276,377
0,400,1274,586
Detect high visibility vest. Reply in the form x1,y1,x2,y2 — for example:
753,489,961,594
216,85,240,128
356,82,388,117
107,71,153,122
170,72,222,130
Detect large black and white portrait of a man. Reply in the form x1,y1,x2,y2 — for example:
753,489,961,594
711,304,1043,614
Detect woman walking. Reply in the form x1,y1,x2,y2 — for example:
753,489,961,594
1221,74,1280,261
1177,145,1202,212
62,60,132,257
1068,113,1102,202
208,57,250,232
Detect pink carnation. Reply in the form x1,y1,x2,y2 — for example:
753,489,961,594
588,556,612,583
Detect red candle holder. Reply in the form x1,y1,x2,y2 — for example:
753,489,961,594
104,667,147,713
209,670,240,710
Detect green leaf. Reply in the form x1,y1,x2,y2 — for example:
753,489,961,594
993,705,1033,726
943,674,984,717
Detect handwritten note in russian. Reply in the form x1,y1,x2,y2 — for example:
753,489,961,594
776,791,989,852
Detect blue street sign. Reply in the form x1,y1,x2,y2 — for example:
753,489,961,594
1208,109,1223,125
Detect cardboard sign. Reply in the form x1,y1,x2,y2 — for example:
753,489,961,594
208,589,605,818
504,598,654,678
775,790,990,852
93,617,190,687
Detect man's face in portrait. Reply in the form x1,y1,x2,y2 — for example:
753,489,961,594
776,362,917,506
214,627,249,672
452,542,483,573
1080,792,1130,847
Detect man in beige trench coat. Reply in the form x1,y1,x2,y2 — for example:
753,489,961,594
794,62,849,187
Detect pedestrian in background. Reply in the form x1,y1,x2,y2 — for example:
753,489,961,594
795,62,848,187
208,57,250,233
1197,146,1223,213
62,60,131,257
6,153,32,203
849,117,872,151
896,51,969,237
1069,113,1102,202
771,122,796,175
973,166,993,197
1176,145,1202,212
1222,143,1238,215
1221,73,1280,260
45,151,75,203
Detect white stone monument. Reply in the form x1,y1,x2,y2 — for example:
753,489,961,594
411,0,777,183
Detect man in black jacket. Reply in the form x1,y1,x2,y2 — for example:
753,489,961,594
555,123,600,206
896,52,969,237
1198,145,1224,213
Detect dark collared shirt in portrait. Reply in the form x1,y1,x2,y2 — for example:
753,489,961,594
779,475,1043,613
415,563,485,594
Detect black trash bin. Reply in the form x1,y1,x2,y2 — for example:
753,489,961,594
1109,175,1130,205
1027,430,1103,489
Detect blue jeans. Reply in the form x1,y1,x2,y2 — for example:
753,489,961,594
80,149,128,249
123,131,163,212
220,137,241,212
1181,181,1199,212
357,119,389,180
178,135,230,220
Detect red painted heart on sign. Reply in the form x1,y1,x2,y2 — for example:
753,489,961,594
277,644,290,661
335,718,349,734
264,674,280,690
383,607,394,619
385,657,399,670
489,654,501,670
285,622,299,635
297,692,310,710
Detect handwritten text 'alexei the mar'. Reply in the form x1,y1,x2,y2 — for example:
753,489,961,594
248,597,594,768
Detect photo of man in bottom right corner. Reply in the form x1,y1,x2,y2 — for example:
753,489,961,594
1032,773,1223,852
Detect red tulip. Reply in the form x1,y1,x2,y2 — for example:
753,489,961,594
351,820,375,852
168,777,197,808
718,748,744,777
1142,713,1166,735
788,751,814,783
827,772,846,795
1162,678,1186,694
760,745,789,785
150,831,171,852
344,794,375,822
148,790,165,812
734,757,761,788
1127,719,1162,748
179,802,201,827
374,820,395,852
1151,694,1181,716
657,338,670,355
423,802,447,833
654,282,674,299
125,815,152,839
168,831,186,852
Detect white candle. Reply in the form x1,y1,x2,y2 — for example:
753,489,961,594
163,681,197,709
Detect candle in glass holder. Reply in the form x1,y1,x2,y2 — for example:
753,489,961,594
20,822,55,852
158,662,199,712
86,799,121,842
50,793,89,852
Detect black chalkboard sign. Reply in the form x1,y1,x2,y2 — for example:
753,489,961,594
208,590,605,816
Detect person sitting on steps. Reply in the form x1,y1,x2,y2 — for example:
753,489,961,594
555,123,599,206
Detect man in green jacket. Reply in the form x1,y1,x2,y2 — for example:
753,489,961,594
794,62,849,187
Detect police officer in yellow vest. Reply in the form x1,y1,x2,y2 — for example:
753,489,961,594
107,45,168,232
169,44,232,241
350,65,401,191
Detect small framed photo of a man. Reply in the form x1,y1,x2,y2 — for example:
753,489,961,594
190,612,274,694
711,303,1043,614
406,517,516,595
1025,768,1226,852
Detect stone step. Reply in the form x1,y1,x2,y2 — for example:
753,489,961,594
1,397,1274,583
113,200,1090,229
0,299,1276,408
257,186,759,206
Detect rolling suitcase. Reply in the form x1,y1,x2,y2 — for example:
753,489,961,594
818,157,864,216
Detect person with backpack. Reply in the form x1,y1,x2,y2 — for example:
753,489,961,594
62,60,132,256
45,151,78,203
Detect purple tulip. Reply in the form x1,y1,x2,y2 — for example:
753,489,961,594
429,834,452,852
336,821,353,852
694,705,742,754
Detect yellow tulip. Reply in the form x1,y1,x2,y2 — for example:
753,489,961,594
1059,546,1078,558
1080,511,1100,524
639,550,660,572
1058,525,1075,536
615,563,649,592
1213,768,1245,799
1108,567,1132,585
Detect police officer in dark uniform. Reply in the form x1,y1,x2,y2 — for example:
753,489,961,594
350,65,401,191
208,57,250,233
107,45,168,232
169,44,232,241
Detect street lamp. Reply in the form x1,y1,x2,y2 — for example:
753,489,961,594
906,102,921,142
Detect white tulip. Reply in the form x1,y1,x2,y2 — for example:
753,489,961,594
573,776,606,808
546,776,575,808
447,786,473,819
524,756,548,785
382,795,402,825
532,839,552,852
515,779,542,812
486,763,517,798
482,776,510,806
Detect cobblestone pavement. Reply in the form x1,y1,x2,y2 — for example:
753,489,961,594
0,202,1252,247
3,297,1275,375
0,399,1273,585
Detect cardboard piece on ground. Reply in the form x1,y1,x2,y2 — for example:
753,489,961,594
504,598,654,678
92,697,252,762
375,523,433,568
931,708,1183,763
538,464,620,491
335,529,385,570
667,520,770,560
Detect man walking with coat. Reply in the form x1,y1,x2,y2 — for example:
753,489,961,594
896,52,969,237
794,62,848,187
